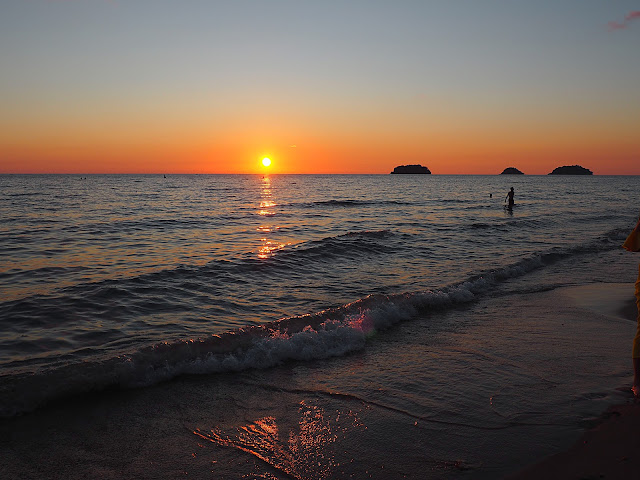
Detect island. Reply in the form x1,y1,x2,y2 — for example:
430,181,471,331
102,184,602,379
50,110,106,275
500,167,524,175
548,165,593,175
390,164,431,174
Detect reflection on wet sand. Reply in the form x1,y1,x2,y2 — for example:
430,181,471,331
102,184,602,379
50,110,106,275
194,400,363,480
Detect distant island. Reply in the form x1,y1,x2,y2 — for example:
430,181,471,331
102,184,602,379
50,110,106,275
548,165,593,175
500,167,524,175
390,164,431,174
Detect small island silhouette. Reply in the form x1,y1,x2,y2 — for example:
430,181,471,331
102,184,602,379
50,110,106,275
548,165,593,175
500,167,524,175
390,164,431,174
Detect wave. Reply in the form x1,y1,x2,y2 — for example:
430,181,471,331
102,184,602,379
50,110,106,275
58,216,212,236
1,230,397,308
296,199,412,208
272,229,395,264
0,227,628,417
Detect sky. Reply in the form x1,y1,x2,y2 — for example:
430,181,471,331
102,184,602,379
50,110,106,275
1,1,638,174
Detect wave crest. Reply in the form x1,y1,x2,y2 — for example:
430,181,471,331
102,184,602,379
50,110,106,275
0,228,627,417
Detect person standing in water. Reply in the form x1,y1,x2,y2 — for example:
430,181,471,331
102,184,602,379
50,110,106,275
505,187,515,208
623,215,640,396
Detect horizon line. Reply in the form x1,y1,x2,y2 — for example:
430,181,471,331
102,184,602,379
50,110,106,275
4,172,640,176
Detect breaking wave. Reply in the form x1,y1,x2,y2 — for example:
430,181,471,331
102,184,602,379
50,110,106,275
0,228,627,417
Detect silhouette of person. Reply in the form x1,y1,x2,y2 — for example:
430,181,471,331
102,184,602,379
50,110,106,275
624,216,640,396
505,187,515,208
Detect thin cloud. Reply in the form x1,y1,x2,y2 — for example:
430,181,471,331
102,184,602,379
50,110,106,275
608,11,640,30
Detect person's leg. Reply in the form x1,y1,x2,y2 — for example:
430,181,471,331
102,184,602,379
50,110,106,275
632,265,640,395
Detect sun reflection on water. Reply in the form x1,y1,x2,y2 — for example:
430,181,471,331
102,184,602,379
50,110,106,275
259,200,276,209
256,176,289,259
258,240,287,259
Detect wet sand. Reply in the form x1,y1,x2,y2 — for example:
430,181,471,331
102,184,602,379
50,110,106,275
511,282,639,479
562,283,637,324
0,282,636,479
510,401,640,479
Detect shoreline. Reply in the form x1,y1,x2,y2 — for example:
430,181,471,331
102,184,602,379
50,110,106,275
510,282,638,479
1,280,637,479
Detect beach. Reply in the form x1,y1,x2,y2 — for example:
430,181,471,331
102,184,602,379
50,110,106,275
1,278,638,479
511,401,640,479
510,283,639,479
1,174,639,479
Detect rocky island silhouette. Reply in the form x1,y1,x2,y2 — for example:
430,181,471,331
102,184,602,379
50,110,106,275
548,165,593,175
500,167,524,175
390,164,431,174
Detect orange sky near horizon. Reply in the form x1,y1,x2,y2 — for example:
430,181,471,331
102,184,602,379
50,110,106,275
1,107,637,175
2,139,638,176
2,76,637,175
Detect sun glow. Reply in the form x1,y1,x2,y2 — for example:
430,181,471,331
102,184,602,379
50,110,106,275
262,157,272,167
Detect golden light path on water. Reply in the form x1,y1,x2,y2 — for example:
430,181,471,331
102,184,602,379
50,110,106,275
257,175,288,259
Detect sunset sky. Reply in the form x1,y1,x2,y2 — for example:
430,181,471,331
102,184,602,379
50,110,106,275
1,1,638,174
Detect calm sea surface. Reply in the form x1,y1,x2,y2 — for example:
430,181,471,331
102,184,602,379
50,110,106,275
0,174,637,416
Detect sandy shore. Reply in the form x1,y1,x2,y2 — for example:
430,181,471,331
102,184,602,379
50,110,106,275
510,282,639,479
562,283,637,324
1,280,637,479
510,400,640,479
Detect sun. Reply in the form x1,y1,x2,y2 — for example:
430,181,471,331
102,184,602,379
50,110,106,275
262,157,272,167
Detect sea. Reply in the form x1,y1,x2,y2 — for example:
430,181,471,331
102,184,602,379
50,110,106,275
1,173,639,479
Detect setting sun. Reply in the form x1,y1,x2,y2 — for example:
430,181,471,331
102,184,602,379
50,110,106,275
262,157,272,167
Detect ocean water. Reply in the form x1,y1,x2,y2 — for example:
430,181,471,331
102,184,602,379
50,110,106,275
1,174,639,478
